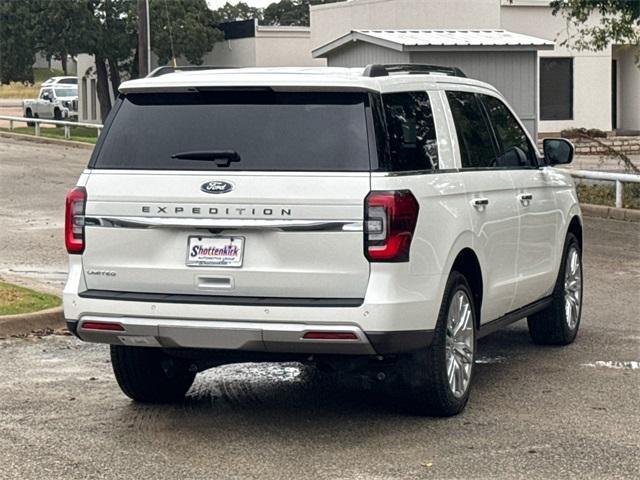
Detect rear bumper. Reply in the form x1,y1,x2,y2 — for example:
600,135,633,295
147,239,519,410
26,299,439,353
64,257,443,356
66,316,433,355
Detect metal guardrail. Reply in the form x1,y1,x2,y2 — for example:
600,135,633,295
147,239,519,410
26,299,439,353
0,114,638,209
0,115,103,139
568,169,640,209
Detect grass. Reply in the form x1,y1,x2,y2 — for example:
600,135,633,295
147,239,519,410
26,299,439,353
0,281,61,316
576,182,640,210
0,126,98,144
0,68,65,99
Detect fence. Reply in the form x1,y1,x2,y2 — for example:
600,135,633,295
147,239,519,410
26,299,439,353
568,169,640,209
1,114,639,209
0,115,103,139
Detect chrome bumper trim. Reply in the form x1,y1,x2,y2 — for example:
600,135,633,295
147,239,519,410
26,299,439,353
82,216,363,232
76,316,375,355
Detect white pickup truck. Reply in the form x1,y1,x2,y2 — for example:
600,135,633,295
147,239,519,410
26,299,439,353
23,84,78,122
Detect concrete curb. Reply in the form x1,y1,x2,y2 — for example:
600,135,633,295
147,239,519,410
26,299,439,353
581,203,640,222
0,131,94,150
0,306,65,338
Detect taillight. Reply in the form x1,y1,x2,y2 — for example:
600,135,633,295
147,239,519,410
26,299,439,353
365,190,419,262
302,332,358,340
81,321,125,331
65,187,86,254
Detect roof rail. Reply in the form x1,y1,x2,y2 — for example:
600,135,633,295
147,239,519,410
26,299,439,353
146,65,233,78
362,64,467,78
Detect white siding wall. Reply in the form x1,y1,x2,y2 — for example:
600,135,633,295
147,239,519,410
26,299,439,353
501,5,612,133
202,38,257,67
255,32,326,66
198,30,324,67
313,0,626,134
311,0,501,50
77,54,103,124
614,46,640,131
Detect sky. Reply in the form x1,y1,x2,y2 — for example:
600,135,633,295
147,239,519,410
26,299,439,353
206,0,276,9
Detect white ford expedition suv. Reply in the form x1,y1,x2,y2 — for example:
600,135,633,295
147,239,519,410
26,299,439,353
64,65,583,416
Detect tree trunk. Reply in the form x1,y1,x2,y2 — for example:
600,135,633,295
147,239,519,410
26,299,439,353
60,52,68,75
107,57,121,93
95,55,112,123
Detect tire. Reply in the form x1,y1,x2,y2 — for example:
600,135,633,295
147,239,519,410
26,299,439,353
25,109,35,127
53,108,62,123
110,345,196,403
401,271,477,416
527,232,583,345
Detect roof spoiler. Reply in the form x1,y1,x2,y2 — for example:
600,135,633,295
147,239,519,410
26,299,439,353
362,64,467,78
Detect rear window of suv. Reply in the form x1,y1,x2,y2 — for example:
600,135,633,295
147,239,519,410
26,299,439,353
90,91,371,171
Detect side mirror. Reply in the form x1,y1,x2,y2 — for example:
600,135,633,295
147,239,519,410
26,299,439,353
543,138,574,166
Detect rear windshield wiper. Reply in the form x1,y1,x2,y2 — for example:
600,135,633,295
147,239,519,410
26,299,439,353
171,150,241,167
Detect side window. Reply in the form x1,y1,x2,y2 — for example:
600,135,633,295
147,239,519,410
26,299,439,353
40,89,52,99
380,91,439,171
481,95,536,168
446,91,496,169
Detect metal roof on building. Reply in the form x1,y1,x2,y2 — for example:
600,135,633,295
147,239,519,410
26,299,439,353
313,29,554,57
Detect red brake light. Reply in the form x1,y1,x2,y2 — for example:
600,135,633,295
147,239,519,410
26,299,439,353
81,321,125,331
303,332,358,340
65,187,86,254
365,190,419,262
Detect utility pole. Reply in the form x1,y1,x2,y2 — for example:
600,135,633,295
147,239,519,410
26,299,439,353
137,0,151,76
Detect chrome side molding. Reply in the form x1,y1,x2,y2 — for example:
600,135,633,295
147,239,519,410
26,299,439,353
82,216,363,232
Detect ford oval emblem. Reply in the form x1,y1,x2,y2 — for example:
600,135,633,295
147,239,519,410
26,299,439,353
201,180,233,194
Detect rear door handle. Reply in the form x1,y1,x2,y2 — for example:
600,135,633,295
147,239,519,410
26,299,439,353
518,193,533,202
472,198,489,207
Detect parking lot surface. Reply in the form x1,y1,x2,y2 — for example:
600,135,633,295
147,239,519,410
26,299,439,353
0,137,90,292
0,137,639,479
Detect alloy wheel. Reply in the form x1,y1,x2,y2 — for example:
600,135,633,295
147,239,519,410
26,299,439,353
564,246,582,330
445,290,474,398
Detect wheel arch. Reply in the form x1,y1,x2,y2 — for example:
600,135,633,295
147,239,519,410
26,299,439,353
450,248,484,328
567,214,583,250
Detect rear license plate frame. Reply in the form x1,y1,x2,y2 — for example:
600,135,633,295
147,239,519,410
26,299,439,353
186,235,245,268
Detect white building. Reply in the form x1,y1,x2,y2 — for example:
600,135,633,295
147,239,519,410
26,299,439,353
78,1,639,135
201,19,325,68
310,0,640,134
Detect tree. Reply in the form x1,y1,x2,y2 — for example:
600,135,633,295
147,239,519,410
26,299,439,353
150,0,222,66
549,0,640,52
2,0,221,120
80,0,137,121
211,1,262,23
262,0,341,26
34,0,93,75
0,0,39,84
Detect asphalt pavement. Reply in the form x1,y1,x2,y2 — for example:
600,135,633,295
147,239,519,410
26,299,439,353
0,136,639,479
0,136,90,293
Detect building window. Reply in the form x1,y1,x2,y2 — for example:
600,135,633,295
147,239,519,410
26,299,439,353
540,58,573,121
